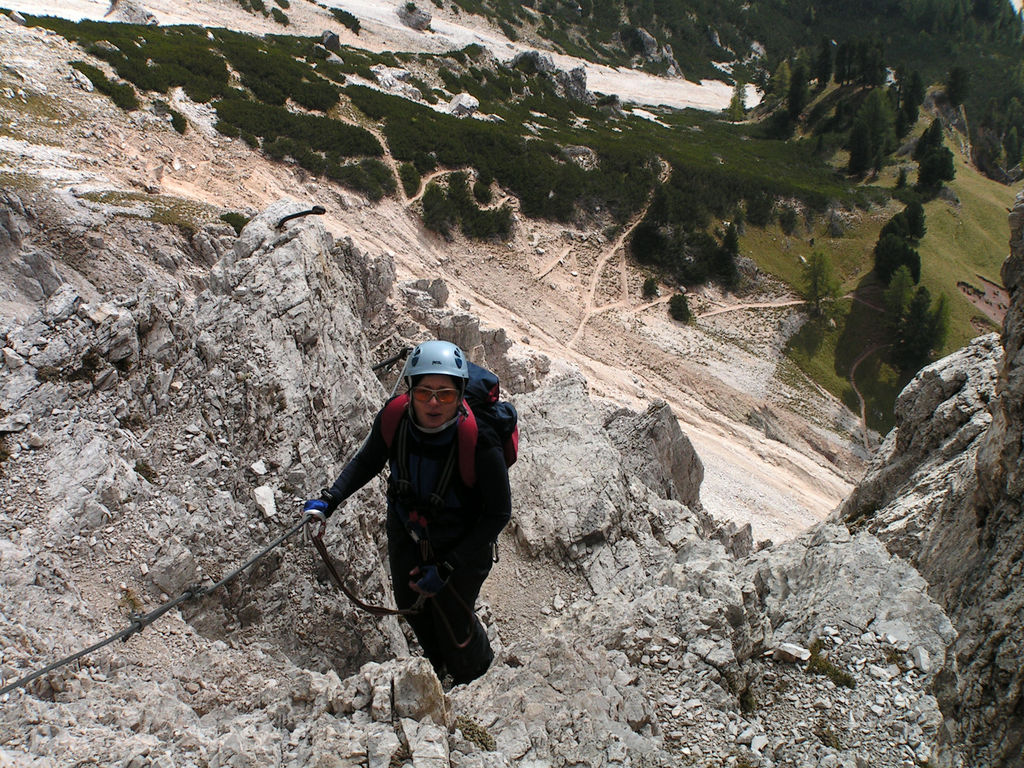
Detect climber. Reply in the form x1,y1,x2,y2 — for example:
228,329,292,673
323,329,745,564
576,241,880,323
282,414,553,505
303,340,512,685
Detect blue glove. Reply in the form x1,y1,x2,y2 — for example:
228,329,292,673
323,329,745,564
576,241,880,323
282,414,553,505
302,498,329,536
409,564,451,596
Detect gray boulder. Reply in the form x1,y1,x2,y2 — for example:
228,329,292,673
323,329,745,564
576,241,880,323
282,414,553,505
397,3,431,31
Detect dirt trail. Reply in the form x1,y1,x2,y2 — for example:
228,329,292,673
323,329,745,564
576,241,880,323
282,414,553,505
0,11,861,545
848,344,888,452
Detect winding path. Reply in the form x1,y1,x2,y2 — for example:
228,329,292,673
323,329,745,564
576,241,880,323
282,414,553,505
848,343,889,451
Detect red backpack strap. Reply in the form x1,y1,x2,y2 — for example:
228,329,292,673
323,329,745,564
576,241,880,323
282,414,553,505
380,394,410,447
505,425,520,467
457,401,478,487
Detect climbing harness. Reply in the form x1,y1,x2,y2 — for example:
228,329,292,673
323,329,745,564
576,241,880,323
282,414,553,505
275,204,326,230
0,517,309,699
305,521,424,617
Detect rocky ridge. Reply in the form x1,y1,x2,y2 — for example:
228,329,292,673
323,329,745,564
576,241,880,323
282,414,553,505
0,6,1021,766
838,191,1024,767
1,194,966,767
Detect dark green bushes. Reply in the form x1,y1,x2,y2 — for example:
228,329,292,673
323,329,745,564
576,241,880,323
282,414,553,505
218,33,338,111
422,173,512,240
329,8,361,34
71,61,139,111
220,212,251,234
347,85,650,224
215,98,381,156
669,293,691,322
34,20,231,104
399,163,421,197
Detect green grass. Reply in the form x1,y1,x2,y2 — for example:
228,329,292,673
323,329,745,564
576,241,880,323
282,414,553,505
767,129,1011,433
79,190,221,234
916,150,1011,352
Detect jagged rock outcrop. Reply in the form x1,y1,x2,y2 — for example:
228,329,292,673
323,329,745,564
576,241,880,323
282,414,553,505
397,3,431,31
838,191,1024,767
104,1,158,25
448,92,479,117
512,50,594,104
0,197,968,767
836,334,1000,597
950,192,1024,766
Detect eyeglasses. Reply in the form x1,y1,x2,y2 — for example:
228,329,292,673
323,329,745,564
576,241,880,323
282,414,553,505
411,386,460,405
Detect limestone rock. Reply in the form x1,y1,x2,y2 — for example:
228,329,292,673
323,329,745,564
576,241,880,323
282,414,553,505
604,399,703,508
449,93,480,118
397,3,431,31
322,30,341,52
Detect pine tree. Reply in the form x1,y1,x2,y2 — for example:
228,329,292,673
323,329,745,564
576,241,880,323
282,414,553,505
947,66,970,107
669,293,691,322
787,64,810,121
883,265,915,333
727,79,746,122
802,251,840,317
814,37,834,88
848,120,872,175
895,286,937,371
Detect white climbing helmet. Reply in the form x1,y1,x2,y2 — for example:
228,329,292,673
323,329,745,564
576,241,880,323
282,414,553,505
402,340,469,387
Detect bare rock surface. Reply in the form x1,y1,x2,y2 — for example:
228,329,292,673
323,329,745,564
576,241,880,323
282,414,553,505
2,11,1021,767
0,197,964,767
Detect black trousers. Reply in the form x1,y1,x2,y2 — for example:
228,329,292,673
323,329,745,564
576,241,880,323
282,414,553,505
387,528,494,684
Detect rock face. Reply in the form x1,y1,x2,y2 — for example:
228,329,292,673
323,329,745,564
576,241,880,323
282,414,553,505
952,192,1024,764
512,50,594,104
0,194,975,767
838,191,1024,766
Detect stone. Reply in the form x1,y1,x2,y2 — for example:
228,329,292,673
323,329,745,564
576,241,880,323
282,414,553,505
773,643,812,663
449,93,480,118
397,3,431,31
321,30,341,52
253,485,277,518
149,537,199,596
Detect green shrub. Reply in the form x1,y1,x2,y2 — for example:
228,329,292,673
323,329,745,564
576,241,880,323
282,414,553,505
275,0,289,7
473,179,492,203
399,162,421,197
642,276,659,299
270,7,289,24
218,34,339,111
806,639,856,688
669,293,691,321
215,98,382,157
779,204,798,234
330,8,361,34
220,211,250,234
169,109,187,134
71,61,139,111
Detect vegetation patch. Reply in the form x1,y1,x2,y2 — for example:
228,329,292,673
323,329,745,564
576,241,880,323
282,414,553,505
806,638,856,689
134,459,158,483
220,212,250,235
422,172,512,240
71,61,139,111
79,190,221,235
453,715,496,751
327,7,361,34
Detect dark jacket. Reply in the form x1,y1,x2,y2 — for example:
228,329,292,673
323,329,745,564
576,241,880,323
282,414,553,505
322,403,512,571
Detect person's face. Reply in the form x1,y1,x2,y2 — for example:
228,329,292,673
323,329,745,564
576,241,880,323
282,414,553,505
410,374,461,429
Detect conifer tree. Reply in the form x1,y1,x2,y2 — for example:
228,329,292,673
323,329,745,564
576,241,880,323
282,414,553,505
801,251,840,317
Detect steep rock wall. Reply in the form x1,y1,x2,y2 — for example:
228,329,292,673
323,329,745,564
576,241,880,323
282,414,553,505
838,191,1024,767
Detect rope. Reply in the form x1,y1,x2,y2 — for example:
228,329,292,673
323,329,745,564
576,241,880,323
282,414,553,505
307,526,424,617
275,205,326,230
371,347,410,372
0,517,308,698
